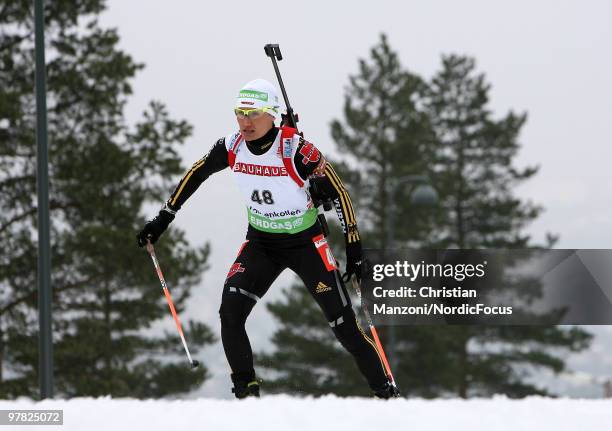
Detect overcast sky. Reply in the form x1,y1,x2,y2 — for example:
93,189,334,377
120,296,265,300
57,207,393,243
99,0,611,398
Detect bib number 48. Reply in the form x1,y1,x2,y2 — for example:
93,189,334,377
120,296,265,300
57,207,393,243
251,189,274,205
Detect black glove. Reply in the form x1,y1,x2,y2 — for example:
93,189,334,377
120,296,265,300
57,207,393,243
344,240,365,282
137,210,174,247
280,112,304,138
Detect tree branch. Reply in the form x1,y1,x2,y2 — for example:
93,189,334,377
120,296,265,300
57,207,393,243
0,275,98,316
0,200,76,235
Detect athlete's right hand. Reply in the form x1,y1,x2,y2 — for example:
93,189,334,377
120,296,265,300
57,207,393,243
281,112,299,127
137,210,174,247
344,240,365,282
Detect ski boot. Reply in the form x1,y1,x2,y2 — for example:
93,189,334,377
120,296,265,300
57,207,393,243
372,380,400,399
231,372,261,399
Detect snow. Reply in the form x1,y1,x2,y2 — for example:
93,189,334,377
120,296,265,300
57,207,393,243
1,396,610,430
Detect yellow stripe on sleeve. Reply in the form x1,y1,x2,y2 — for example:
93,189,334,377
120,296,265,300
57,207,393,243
170,156,207,206
325,164,357,224
324,165,354,224
324,164,361,242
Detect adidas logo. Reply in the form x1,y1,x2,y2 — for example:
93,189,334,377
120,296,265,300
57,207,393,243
315,282,332,294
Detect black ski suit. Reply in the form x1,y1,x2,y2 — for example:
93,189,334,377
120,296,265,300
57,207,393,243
163,126,388,391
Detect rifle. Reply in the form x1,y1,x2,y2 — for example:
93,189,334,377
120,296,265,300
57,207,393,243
264,44,333,236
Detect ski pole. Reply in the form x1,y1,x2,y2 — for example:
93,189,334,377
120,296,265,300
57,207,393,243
145,241,199,369
350,276,397,387
264,43,298,130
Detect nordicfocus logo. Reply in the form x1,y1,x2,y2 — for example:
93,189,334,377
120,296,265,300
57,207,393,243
239,89,268,101
233,162,287,177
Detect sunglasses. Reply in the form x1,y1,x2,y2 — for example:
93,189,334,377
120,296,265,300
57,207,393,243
234,107,276,120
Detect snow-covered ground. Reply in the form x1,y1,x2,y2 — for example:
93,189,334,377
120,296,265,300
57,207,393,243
1,396,610,430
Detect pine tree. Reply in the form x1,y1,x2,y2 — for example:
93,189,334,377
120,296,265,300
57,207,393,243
425,55,543,248
0,1,214,398
329,34,435,248
402,54,591,398
259,35,591,398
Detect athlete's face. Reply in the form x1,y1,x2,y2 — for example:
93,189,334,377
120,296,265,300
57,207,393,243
236,112,275,141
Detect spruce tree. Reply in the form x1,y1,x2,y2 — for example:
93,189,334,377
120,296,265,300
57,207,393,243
405,54,591,398
0,1,214,398
426,54,543,248
329,34,435,248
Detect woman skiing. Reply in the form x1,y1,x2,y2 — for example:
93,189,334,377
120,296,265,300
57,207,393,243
137,79,399,399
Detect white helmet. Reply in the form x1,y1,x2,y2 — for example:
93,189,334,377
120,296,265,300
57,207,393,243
235,78,280,117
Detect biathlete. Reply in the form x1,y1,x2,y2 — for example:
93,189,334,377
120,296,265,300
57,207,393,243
137,79,399,399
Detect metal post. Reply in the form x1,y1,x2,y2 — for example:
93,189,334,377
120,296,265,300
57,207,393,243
34,0,54,399
385,179,398,371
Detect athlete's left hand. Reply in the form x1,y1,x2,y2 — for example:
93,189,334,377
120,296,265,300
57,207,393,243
344,240,365,282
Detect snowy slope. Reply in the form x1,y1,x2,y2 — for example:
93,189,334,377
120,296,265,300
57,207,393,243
1,396,610,431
